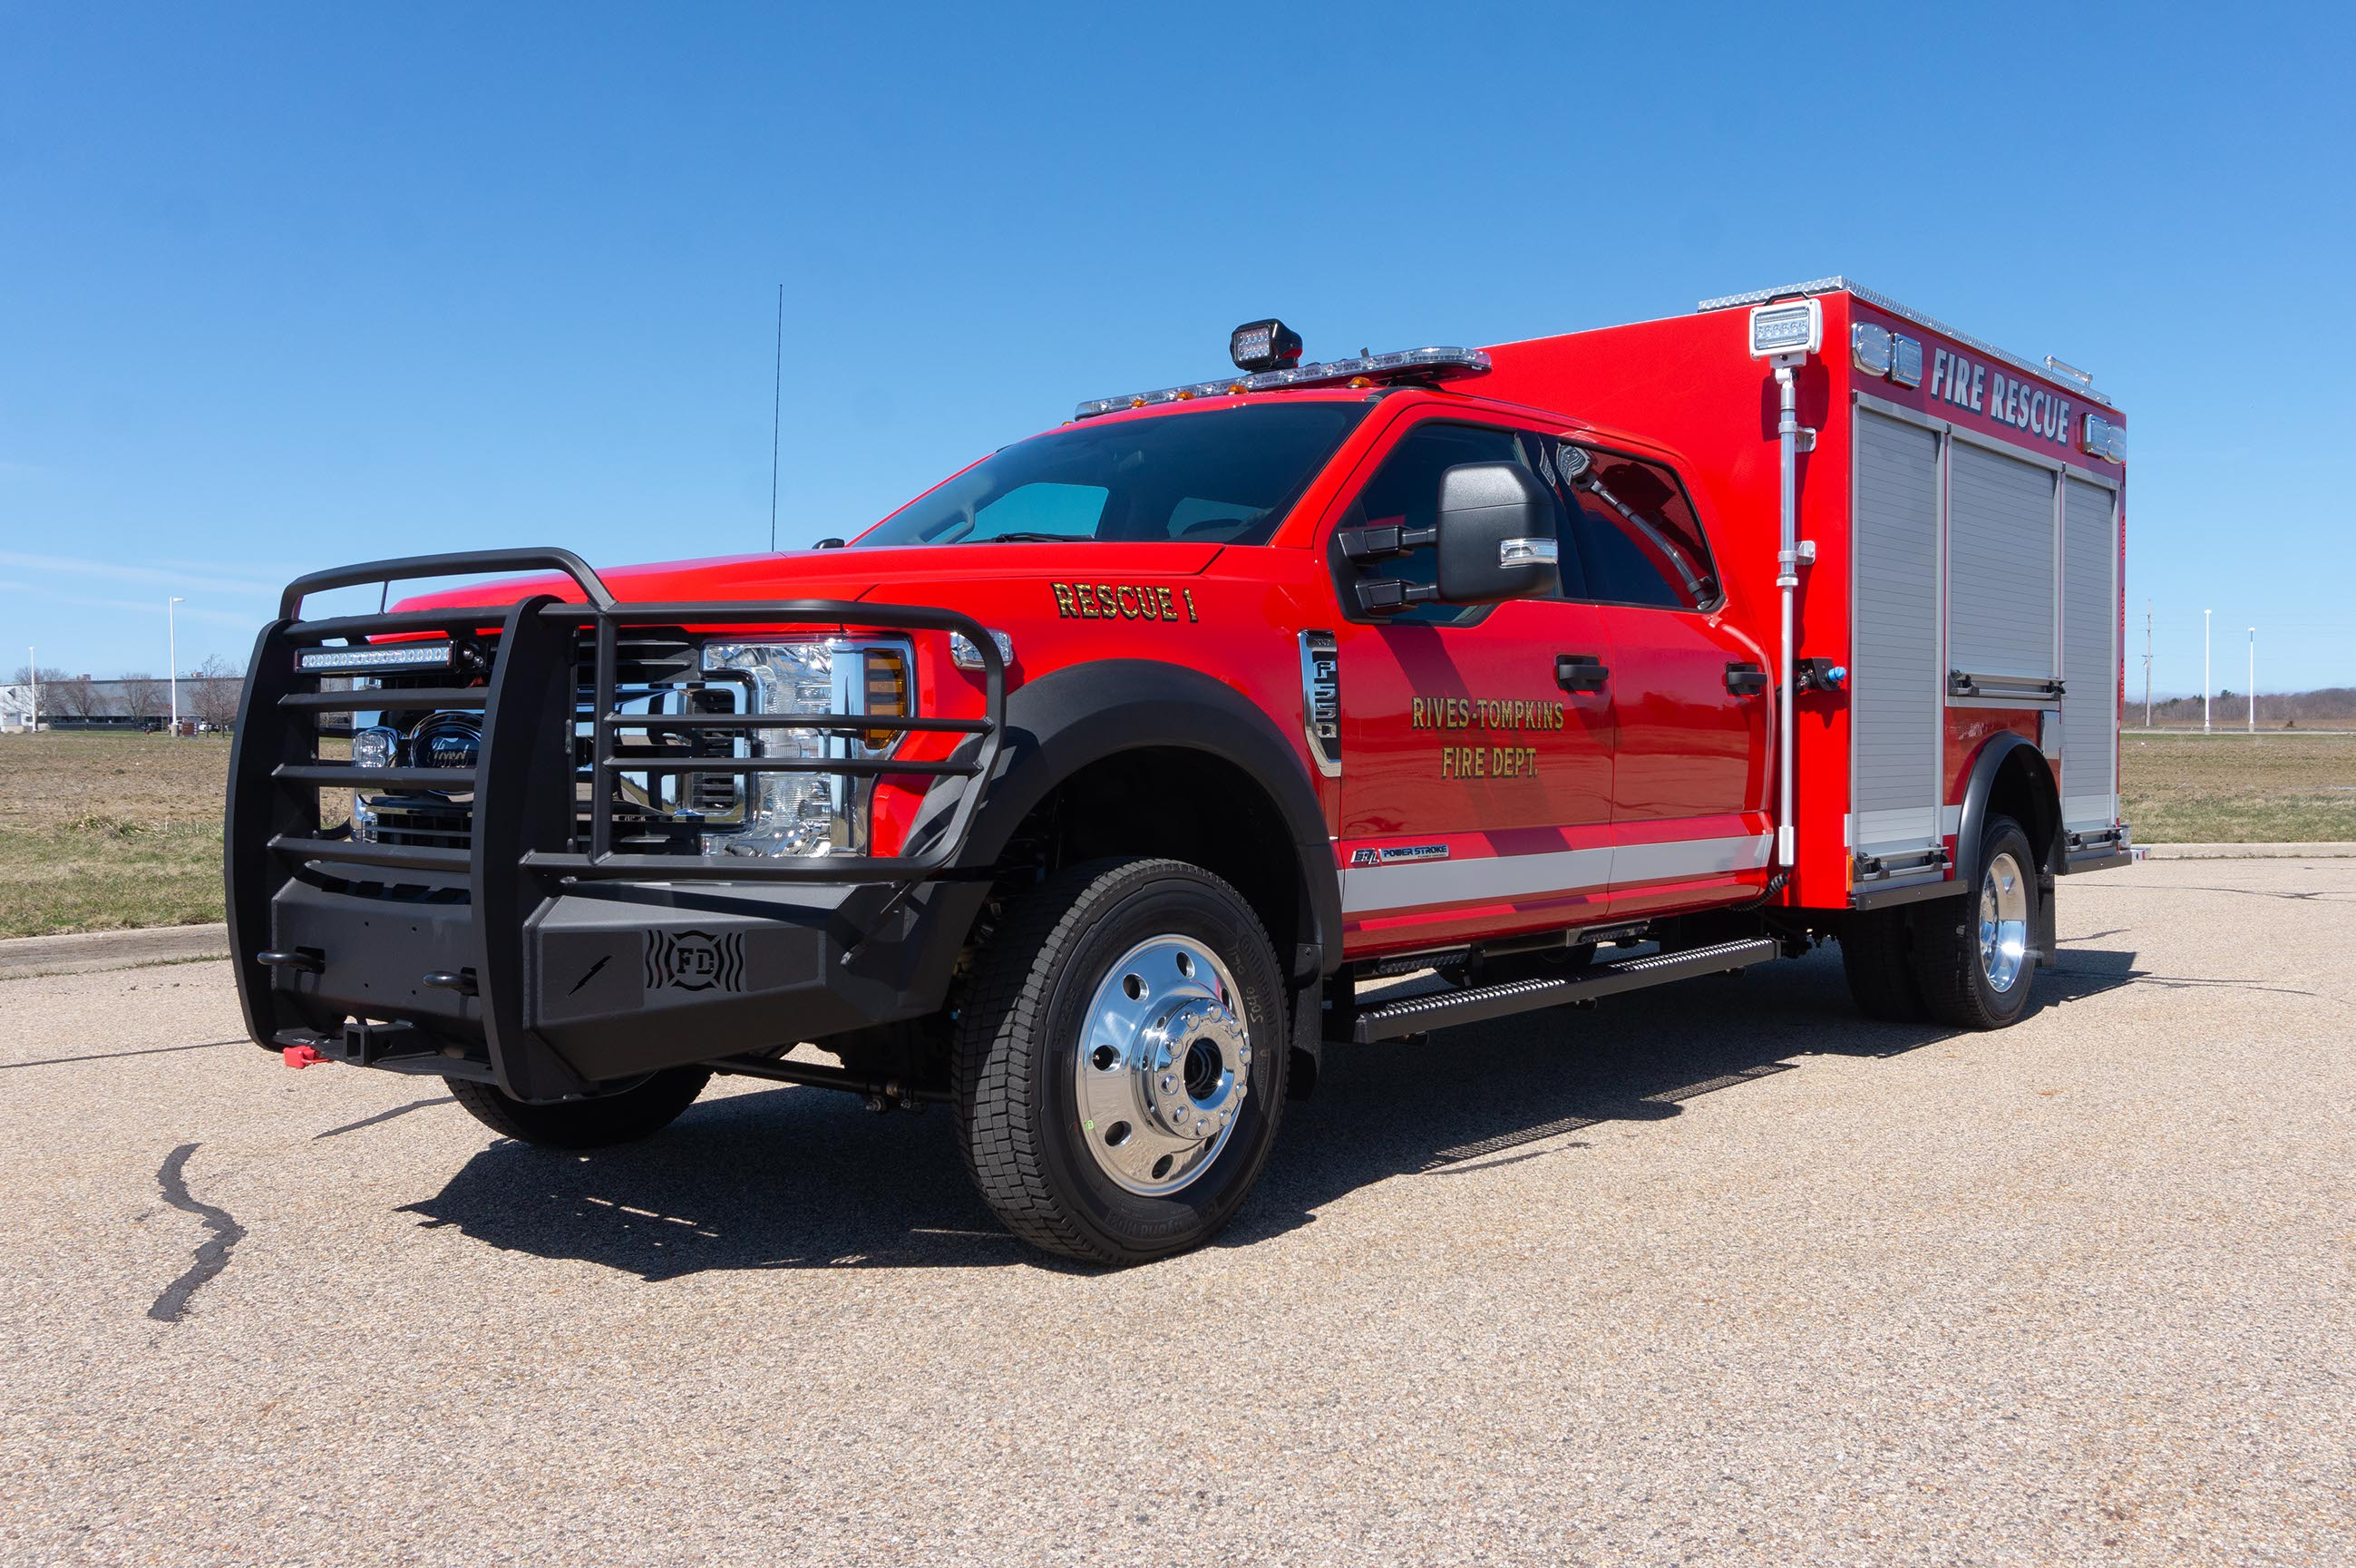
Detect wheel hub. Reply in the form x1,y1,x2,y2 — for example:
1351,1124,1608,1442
1075,936,1252,1196
1978,850,2030,994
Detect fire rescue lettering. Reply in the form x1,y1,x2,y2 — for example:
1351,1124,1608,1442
1927,347,2073,451
1050,583,1200,623
1410,695,1563,779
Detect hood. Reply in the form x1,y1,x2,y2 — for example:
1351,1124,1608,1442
394,541,1224,613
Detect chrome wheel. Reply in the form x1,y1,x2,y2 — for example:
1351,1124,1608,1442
1978,850,2030,993
1072,934,1252,1197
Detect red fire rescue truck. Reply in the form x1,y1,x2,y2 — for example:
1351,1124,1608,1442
229,278,2132,1262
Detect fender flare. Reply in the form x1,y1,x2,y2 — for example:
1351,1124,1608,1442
1953,731,2060,881
920,658,1342,979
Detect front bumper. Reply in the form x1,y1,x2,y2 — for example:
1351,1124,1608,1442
258,870,988,1092
227,548,1005,1102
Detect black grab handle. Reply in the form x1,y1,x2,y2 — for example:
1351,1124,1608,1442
278,548,617,619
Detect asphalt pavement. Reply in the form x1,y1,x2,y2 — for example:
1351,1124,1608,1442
2,858,2349,1565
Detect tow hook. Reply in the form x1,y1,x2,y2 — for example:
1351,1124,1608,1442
282,1044,329,1069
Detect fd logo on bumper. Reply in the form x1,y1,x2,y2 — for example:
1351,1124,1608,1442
645,930,745,992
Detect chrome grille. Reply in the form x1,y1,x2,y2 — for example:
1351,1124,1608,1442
352,628,744,857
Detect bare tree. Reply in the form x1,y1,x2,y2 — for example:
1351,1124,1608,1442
188,654,247,730
118,673,167,722
9,664,72,687
49,675,109,719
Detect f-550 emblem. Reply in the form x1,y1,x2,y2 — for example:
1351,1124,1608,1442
645,930,745,992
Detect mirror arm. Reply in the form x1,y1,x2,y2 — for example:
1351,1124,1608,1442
1339,522,1439,563
1357,579,1440,616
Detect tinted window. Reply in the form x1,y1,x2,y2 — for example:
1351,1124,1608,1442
858,402,1371,548
1554,449,1718,610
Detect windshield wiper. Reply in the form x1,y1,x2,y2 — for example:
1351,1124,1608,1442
977,531,1095,543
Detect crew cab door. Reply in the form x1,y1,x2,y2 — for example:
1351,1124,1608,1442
1554,446,1773,916
1326,418,1617,953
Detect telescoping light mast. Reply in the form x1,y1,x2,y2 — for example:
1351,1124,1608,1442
1745,297,1825,871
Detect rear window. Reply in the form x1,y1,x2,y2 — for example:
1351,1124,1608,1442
1555,449,1719,611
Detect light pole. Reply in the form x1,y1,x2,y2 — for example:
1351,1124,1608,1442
168,597,184,737
2143,600,2153,727
2248,628,2256,733
2203,609,2213,733
24,646,34,734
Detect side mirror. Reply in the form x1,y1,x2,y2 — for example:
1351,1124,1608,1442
1434,462,1560,605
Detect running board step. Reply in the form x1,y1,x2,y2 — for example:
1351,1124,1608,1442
1352,937,1780,1044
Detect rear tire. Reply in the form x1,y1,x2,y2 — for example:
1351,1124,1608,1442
1842,907,1926,1021
1912,814,2040,1030
952,856,1288,1265
446,1066,711,1148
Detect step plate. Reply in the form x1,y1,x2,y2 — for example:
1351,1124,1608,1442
1352,937,1780,1043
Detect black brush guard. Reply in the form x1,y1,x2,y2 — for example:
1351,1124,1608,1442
227,549,1006,1100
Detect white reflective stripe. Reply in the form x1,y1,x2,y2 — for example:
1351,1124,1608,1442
1340,833,1769,915
1612,832,1774,885
1342,845,1610,916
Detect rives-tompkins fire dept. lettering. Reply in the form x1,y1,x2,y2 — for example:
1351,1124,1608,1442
1050,583,1200,622
1411,696,1563,779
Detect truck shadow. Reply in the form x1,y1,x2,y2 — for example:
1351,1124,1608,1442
397,944,2142,1279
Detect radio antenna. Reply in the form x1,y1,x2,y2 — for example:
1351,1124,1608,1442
766,282,784,552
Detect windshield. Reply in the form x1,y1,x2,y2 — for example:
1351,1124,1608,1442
856,401,1371,548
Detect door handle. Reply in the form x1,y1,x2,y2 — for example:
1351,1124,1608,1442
1555,653,1609,694
1725,661,1768,696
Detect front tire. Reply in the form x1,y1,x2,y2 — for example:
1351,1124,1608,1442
1912,814,2040,1030
446,1066,711,1149
952,857,1289,1264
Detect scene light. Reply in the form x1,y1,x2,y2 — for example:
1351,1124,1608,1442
1230,318,1305,373
1749,298,1823,359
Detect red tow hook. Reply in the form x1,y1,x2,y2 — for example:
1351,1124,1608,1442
282,1045,329,1069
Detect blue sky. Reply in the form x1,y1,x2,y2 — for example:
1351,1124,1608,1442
3,2,2349,692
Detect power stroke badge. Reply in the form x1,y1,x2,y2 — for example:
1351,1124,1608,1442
645,930,747,993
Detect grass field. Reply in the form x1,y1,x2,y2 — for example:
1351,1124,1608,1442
2118,731,2356,844
1,727,2351,938
0,733,346,939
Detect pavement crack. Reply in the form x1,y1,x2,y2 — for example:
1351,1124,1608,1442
315,1096,454,1139
146,1143,247,1324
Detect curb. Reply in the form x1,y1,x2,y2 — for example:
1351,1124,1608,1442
2140,843,2356,860
0,922,231,979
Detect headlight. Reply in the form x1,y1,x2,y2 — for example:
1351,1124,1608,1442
698,639,910,858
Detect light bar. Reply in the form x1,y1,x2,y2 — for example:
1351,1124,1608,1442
1076,346,1490,420
296,642,455,674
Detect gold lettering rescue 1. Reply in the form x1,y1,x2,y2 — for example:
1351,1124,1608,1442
1052,583,1200,623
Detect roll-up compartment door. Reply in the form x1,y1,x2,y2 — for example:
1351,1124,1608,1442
1948,442,2058,687
2060,478,2118,829
1850,411,1942,854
